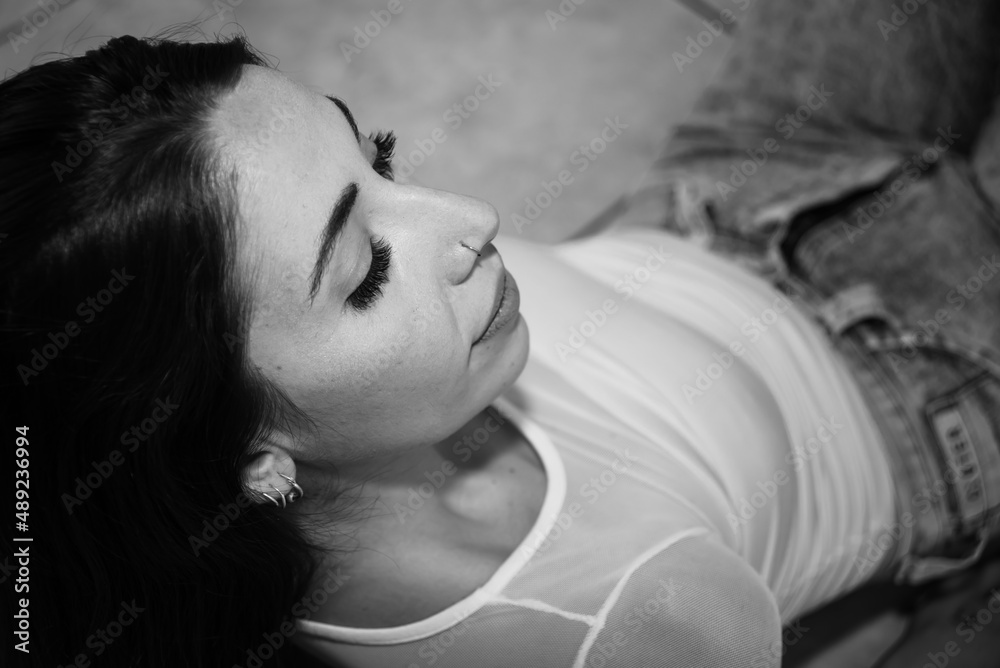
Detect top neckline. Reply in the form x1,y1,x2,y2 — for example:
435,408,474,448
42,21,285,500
296,394,568,645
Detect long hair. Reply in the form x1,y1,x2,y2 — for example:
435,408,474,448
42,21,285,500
0,34,323,667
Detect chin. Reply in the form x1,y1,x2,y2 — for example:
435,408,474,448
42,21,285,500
498,315,530,385
468,318,528,421
470,313,529,391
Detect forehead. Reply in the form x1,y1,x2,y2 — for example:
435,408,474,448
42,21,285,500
210,66,333,165
207,66,359,324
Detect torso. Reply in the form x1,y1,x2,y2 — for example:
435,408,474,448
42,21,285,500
304,228,898,633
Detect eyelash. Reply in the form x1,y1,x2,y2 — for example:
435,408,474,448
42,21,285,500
345,130,395,310
348,236,392,311
368,130,396,180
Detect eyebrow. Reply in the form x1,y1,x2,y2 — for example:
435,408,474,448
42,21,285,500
308,182,359,304
306,96,365,304
325,95,360,143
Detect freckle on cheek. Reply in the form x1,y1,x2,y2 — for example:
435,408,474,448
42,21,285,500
259,297,301,328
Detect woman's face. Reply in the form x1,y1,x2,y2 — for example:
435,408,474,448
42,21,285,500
210,66,528,463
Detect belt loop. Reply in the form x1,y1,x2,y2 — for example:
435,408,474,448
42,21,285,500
897,529,989,585
815,283,900,337
672,176,717,248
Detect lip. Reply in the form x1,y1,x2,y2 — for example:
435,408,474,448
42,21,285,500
473,268,519,346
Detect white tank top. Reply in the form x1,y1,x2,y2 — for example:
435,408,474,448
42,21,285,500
295,228,896,668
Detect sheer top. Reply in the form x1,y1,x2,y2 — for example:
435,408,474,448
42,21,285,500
295,229,897,667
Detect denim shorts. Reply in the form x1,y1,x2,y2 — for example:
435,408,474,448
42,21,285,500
606,0,1000,584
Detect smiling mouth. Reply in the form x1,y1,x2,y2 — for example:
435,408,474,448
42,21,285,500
473,269,519,346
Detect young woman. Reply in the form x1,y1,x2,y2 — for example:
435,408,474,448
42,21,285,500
3,0,1000,666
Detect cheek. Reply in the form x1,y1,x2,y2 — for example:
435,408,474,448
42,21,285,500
252,287,471,423
368,311,466,389
313,333,467,444
392,285,466,355
326,309,462,387
404,286,457,329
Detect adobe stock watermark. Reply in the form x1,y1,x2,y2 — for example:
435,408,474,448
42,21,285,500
672,0,752,73
17,267,136,386
12,547,30,653
53,599,145,668
586,578,684,668
714,85,834,202
877,0,933,41
6,0,75,54
750,620,810,668
776,535,871,601
392,407,508,523
405,616,473,667
234,567,351,668
920,589,1000,668
555,244,672,362
682,292,798,403
212,101,296,177
727,416,845,529
0,552,19,586
61,396,179,514
853,458,982,577
51,67,169,182
881,253,998,372
393,74,503,179
842,126,960,243
188,490,255,556
545,0,593,31
212,0,244,22
356,290,462,387
339,0,417,63
514,448,639,562
512,116,629,234
223,318,252,354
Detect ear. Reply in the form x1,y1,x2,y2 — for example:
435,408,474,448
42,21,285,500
243,433,301,506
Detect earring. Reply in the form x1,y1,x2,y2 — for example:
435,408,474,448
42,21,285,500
278,473,304,504
460,241,482,257
259,488,282,507
257,474,304,508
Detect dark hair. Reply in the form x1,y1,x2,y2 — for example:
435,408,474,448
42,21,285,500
0,34,323,667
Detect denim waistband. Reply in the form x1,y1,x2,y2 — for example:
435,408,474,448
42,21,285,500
771,274,1000,584
828,318,1000,583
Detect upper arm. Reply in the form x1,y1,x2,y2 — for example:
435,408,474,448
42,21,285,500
580,534,783,668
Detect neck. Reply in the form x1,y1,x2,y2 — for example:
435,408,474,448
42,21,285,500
293,404,513,543
295,403,547,628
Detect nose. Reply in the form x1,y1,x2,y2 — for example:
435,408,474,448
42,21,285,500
462,199,501,256
449,196,499,283
393,185,499,284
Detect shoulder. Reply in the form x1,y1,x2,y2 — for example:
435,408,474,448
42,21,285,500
586,534,784,668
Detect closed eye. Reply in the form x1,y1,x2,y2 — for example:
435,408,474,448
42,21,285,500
368,130,396,180
348,236,391,310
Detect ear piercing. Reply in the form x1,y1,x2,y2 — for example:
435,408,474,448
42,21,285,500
259,473,304,508
460,242,482,257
